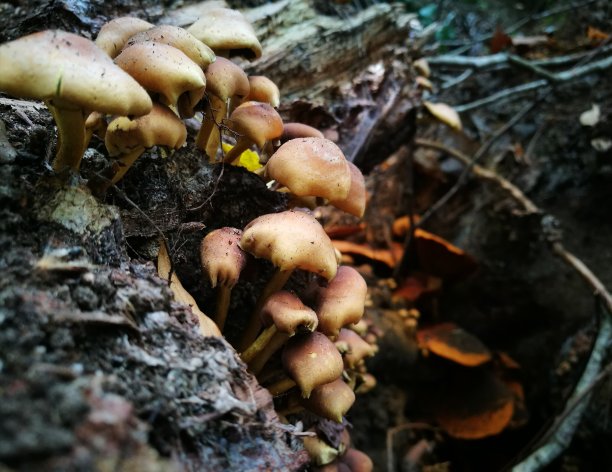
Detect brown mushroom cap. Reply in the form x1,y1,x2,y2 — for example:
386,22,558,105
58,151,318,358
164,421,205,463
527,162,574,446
105,103,187,156
114,41,206,117
240,210,338,280
265,138,352,201
245,76,280,108
187,7,262,60
329,162,367,218
316,266,368,338
95,17,154,58
281,122,325,143
260,291,318,335
228,101,284,148
122,24,215,68
335,328,376,369
282,331,344,398
200,227,246,289
205,56,250,102
300,378,356,423
340,448,374,472
0,30,152,116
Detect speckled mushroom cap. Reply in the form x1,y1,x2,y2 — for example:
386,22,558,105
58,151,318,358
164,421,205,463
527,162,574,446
245,76,280,108
95,17,154,58
0,30,152,115
187,6,262,60
228,101,283,148
122,24,215,68
329,162,367,218
114,41,206,117
265,137,352,201
105,103,187,156
280,122,324,143
282,331,344,398
205,56,250,102
316,266,368,338
300,378,356,423
199,227,246,289
240,210,338,280
335,328,376,369
260,291,318,335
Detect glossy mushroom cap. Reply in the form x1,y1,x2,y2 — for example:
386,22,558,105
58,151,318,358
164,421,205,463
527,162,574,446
95,17,154,58
245,76,280,108
228,101,283,148
240,210,338,280
329,162,367,218
200,227,246,289
114,41,206,117
260,291,318,335
300,378,356,423
335,328,376,369
265,137,352,201
122,24,215,69
280,122,324,143
105,103,187,156
205,56,250,102
187,6,262,60
0,30,152,116
316,266,368,338
282,331,344,398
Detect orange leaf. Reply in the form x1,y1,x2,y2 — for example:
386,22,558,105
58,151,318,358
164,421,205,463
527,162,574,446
414,229,478,279
490,25,512,53
392,273,442,303
587,26,609,43
332,240,403,268
417,322,492,367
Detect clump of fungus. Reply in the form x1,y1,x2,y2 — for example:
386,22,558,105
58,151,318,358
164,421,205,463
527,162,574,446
95,16,154,58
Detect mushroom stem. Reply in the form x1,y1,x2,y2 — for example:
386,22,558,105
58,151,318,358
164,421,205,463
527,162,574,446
214,285,232,331
248,329,290,375
110,147,146,185
266,376,297,397
241,324,278,364
195,95,226,161
48,103,87,173
237,268,294,351
223,137,253,164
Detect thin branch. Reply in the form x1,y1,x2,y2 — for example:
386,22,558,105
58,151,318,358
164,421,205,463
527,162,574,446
455,80,548,113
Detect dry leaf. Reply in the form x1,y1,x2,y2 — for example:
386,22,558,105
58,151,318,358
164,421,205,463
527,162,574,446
423,102,462,131
414,229,478,279
579,104,600,127
587,25,610,43
331,240,403,268
413,58,431,78
417,322,492,367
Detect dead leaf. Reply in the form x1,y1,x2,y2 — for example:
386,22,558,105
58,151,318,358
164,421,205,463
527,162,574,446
587,25,610,44
579,104,600,127
413,58,431,78
392,273,442,303
417,322,492,367
332,240,404,268
414,229,478,279
423,102,462,131
490,25,512,53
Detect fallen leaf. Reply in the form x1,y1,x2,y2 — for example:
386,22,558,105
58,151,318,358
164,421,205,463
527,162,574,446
392,273,442,303
413,58,431,78
490,25,512,53
587,25,609,44
332,240,403,268
414,229,478,279
579,104,600,127
417,322,492,367
423,102,462,131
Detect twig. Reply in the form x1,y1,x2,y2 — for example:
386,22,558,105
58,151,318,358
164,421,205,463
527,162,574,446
455,80,548,113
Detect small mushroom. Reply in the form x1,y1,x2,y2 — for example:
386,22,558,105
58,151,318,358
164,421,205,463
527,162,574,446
300,378,356,423
244,75,280,108
335,328,376,369
95,17,154,58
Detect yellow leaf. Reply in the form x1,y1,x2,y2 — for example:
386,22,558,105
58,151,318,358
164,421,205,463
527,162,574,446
222,142,262,171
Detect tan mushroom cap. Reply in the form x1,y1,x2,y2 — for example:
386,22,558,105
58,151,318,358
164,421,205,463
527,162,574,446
282,331,344,398
245,76,280,108
300,378,356,423
228,101,283,148
340,449,374,472
95,17,154,58
265,138,352,201
260,291,318,336
0,30,152,116
205,56,250,102
329,161,367,218
316,266,368,338
122,24,215,68
187,7,262,60
281,122,324,143
105,103,187,156
114,41,206,117
335,328,376,369
240,210,338,280
200,227,246,289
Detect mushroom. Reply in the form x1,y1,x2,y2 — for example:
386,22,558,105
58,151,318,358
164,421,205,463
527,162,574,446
195,57,250,160
223,101,283,164
299,378,356,423
187,6,262,60
95,17,154,58
104,103,187,186
339,448,374,472
302,430,340,467
114,41,206,118
316,266,368,339
243,75,280,108
0,30,152,173
328,162,367,218
281,122,325,143
240,291,318,375
335,328,376,370
199,227,247,331
265,137,352,202
238,210,338,350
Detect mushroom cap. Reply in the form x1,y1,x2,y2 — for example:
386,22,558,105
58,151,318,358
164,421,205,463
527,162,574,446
300,378,355,423
95,17,154,58
316,266,368,338
282,331,344,398
205,56,250,102
245,76,280,108
228,101,284,148
0,30,152,116
265,138,352,201
114,41,206,117
187,7,262,60
260,291,318,336
240,210,338,280
340,449,374,472
105,103,187,156
122,24,215,68
335,328,376,369
329,161,367,218
281,122,324,143
200,227,246,289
